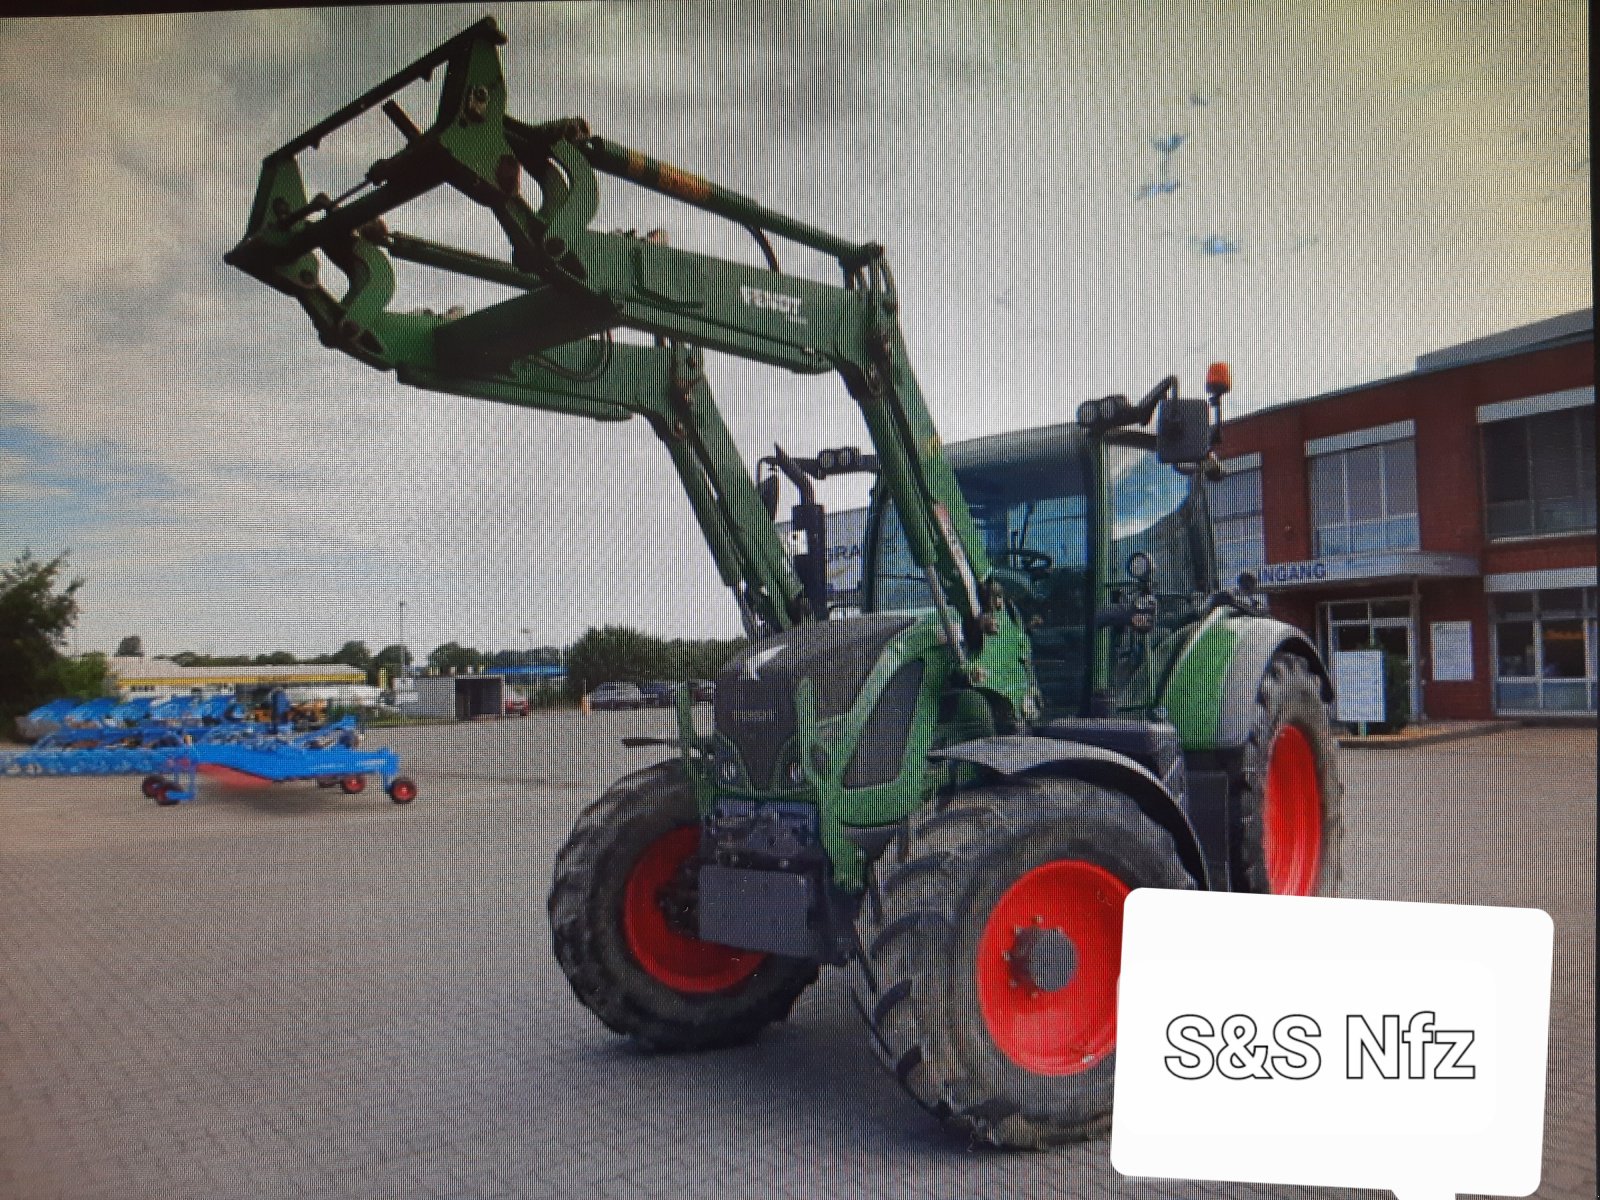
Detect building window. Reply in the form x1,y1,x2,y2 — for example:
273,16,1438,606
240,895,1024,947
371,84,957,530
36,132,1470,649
1308,434,1419,555
1206,457,1264,585
1491,588,1597,714
1481,407,1596,539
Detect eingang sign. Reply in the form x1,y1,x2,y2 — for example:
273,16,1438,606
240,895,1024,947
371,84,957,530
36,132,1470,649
1259,560,1329,585
1255,551,1479,591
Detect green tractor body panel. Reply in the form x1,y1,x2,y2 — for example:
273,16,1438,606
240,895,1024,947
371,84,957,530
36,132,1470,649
1160,610,1240,750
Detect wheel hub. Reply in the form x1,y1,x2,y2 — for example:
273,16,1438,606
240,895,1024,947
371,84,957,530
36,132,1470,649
655,859,702,937
1007,925,1078,994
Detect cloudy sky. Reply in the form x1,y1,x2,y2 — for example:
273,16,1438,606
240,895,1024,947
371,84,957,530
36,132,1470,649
0,2,1590,661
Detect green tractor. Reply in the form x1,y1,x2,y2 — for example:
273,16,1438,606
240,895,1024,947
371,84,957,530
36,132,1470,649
227,18,1342,1148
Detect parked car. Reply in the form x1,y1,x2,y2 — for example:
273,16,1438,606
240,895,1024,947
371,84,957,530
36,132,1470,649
689,679,715,704
587,682,643,711
504,693,531,717
638,681,682,708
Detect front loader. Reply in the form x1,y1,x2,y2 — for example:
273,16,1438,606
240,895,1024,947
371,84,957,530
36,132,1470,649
227,17,1343,1148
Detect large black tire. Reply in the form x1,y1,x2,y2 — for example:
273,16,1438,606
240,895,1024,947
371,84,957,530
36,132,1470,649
548,761,819,1051
852,777,1196,1148
1231,653,1344,897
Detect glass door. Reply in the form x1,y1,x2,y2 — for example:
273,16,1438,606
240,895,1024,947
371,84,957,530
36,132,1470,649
1322,597,1422,719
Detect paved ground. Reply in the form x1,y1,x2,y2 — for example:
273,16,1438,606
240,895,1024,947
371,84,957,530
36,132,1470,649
1,718,1592,1200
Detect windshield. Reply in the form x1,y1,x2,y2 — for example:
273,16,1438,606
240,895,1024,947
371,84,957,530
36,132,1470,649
870,443,1093,712
1107,439,1214,614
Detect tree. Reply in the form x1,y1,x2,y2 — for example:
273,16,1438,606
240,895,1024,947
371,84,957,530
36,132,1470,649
564,627,748,698
1,552,85,720
428,641,485,675
115,635,143,657
371,643,412,685
253,651,298,666
564,626,664,697
327,640,371,671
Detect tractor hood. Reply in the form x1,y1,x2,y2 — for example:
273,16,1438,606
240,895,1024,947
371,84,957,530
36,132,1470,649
714,614,917,791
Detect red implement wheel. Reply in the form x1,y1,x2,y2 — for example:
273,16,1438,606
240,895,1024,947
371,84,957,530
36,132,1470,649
853,777,1195,1148
153,782,180,806
549,761,818,1051
141,774,164,799
387,776,418,805
339,775,367,795
1233,654,1344,896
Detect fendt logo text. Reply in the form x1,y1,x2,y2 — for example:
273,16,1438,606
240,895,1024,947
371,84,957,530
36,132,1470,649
740,285,807,325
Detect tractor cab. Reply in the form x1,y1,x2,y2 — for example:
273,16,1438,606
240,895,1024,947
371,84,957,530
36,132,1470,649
865,419,1218,719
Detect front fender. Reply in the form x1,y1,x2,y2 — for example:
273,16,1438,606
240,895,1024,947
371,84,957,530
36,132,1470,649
930,736,1211,890
1164,611,1331,752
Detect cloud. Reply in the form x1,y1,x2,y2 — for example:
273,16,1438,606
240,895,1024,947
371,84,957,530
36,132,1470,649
0,2,1590,659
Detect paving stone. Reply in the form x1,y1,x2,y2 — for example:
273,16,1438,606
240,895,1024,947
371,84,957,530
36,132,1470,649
0,719,1591,1199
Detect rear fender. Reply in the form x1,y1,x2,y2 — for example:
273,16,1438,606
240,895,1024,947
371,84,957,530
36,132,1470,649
929,736,1212,890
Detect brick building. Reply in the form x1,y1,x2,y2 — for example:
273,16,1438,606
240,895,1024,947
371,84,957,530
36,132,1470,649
1210,308,1594,721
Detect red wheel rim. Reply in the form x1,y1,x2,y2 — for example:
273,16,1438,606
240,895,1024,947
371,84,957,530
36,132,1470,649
341,775,366,794
975,860,1130,1075
391,779,417,803
1263,725,1323,895
622,826,765,994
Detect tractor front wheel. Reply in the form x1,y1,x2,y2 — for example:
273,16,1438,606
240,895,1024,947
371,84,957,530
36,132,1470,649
1232,654,1344,896
853,777,1195,1148
548,761,818,1051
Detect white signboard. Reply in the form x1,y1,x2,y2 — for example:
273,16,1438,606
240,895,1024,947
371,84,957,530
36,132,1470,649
1114,890,1554,1200
1333,650,1386,724
1430,621,1474,682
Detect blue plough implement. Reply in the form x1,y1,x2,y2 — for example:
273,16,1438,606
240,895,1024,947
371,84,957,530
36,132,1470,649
4,703,417,806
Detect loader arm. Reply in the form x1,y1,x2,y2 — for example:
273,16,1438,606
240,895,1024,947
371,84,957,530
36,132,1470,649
225,16,1011,666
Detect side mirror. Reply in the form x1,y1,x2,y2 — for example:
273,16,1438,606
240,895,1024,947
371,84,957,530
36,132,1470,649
1156,394,1214,463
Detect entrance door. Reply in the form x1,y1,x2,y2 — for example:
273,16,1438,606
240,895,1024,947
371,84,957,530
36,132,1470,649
1323,597,1422,719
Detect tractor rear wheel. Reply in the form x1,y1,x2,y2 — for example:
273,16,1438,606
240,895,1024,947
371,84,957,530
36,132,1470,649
1231,653,1344,896
852,777,1195,1148
548,761,818,1051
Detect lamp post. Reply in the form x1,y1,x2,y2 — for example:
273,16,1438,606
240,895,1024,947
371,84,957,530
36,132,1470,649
398,600,407,679
520,626,532,695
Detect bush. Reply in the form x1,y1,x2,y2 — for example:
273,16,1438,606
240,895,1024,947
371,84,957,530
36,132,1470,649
51,652,114,702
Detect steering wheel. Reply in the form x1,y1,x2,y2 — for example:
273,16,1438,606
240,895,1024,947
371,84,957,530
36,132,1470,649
997,546,1053,572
